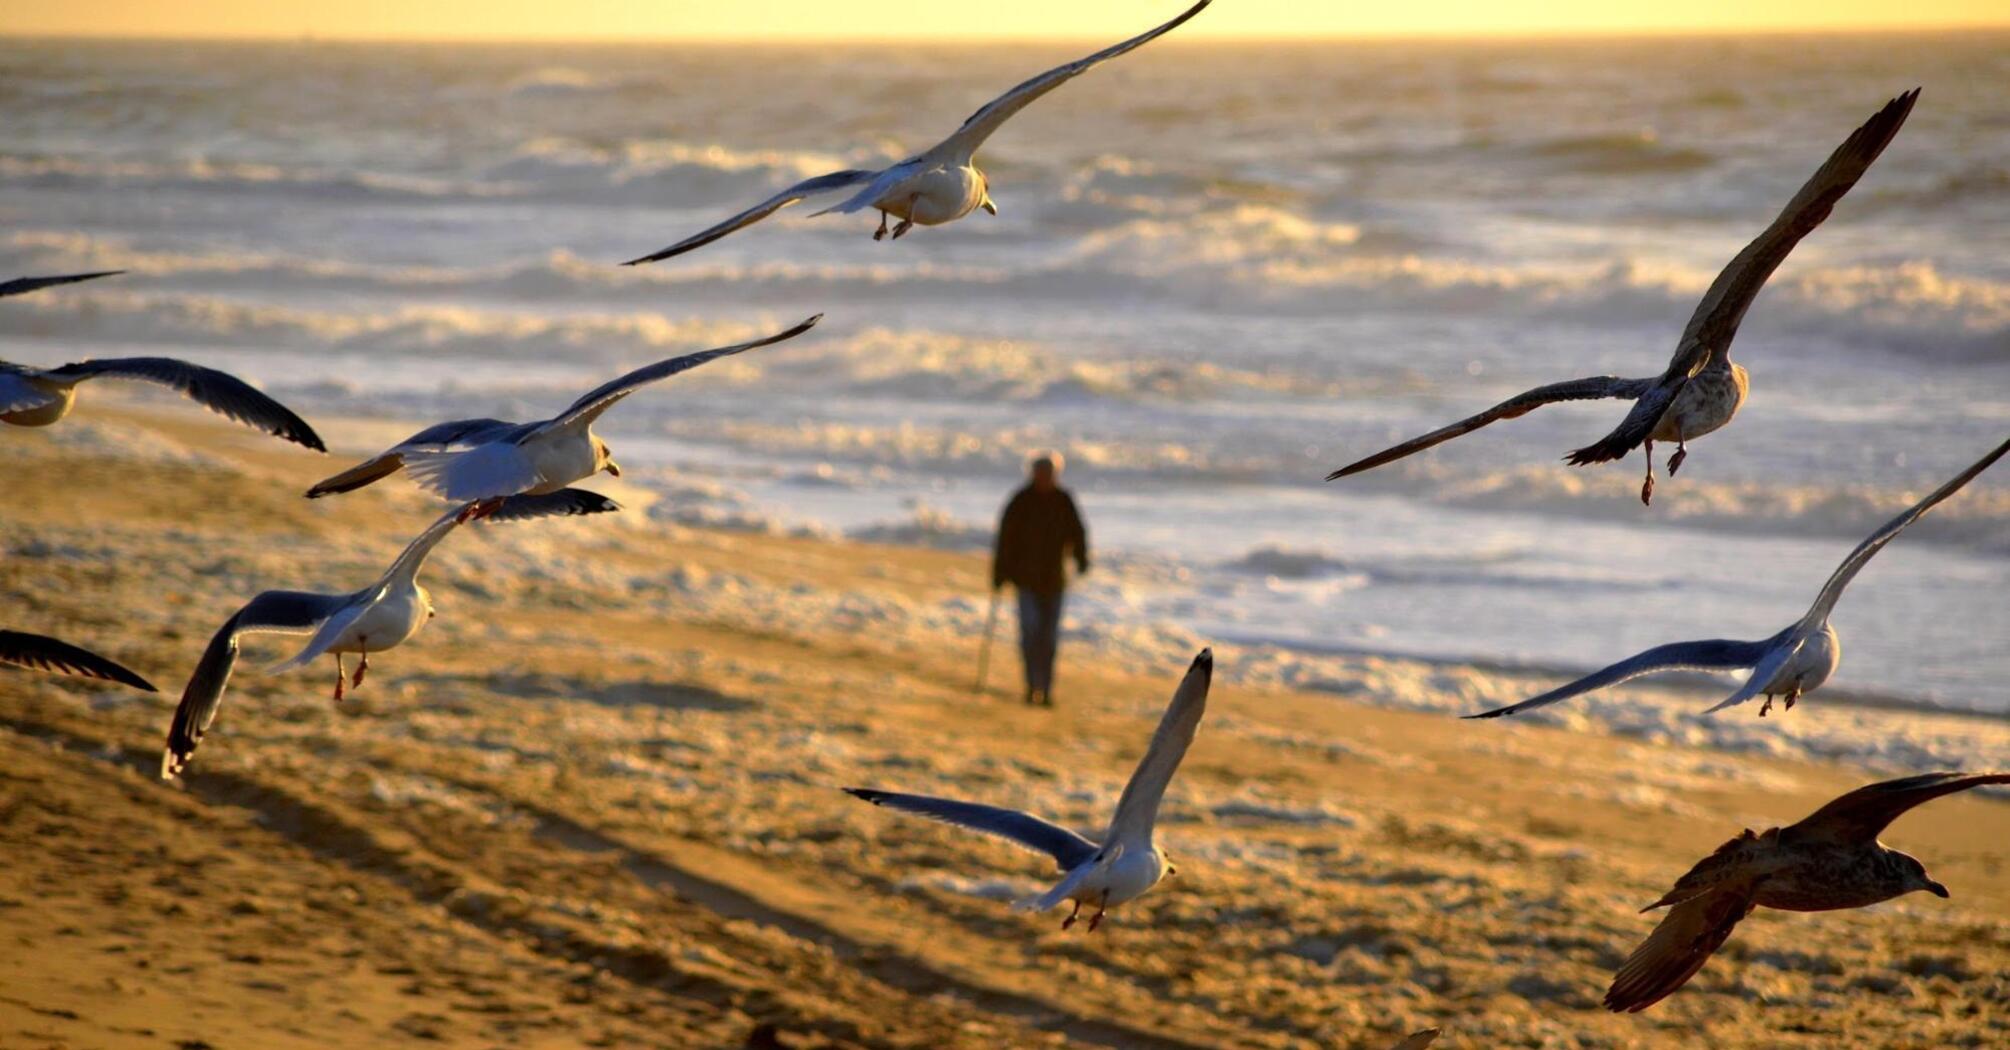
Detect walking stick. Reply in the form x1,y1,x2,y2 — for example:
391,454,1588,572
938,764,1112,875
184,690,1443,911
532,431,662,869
973,587,1001,694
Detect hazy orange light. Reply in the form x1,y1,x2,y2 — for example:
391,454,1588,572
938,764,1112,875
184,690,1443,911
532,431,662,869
3,0,2006,41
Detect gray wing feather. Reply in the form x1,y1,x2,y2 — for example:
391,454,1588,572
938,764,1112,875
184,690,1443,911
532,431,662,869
544,315,822,431
1469,636,1781,719
622,169,882,265
162,591,351,778
844,788,1099,871
0,369,57,414
0,271,123,298
930,1,1212,162
1568,90,1917,467
1799,434,2010,626
1106,649,1212,842
0,629,156,691
50,357,326,451
1329,375,1651,480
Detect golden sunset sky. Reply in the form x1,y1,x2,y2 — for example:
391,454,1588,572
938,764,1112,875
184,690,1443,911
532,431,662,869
1,0,2003,40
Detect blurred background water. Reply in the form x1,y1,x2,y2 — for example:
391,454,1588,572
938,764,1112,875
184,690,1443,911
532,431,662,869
2,32,2005,710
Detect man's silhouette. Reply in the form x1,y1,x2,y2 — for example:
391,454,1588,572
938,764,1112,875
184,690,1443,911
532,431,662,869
991,453,1089,705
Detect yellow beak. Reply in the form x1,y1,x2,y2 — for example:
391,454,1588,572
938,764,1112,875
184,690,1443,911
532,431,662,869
981,198,998,216
605,459,621,478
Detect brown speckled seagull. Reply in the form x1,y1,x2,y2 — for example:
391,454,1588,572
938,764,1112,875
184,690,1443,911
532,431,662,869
1604,771,2009,1013
1327,89,1918,505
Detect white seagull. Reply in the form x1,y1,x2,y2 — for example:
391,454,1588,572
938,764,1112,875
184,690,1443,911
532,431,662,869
621,1,1212,265
0,629,157,692
845,649,1211,931
161,488,618,778
1327,90,1918,505
2,270,326,451
305,316,820,503
1471,434,2010,720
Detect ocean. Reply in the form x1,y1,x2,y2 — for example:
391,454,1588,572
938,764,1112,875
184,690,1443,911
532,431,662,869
3,32,2006,712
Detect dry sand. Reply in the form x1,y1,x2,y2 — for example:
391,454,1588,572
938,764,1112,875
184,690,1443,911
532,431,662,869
2,404,2006,1049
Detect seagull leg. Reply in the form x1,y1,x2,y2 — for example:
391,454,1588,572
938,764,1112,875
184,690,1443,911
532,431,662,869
1759,693,1773,718
873,210,890,241
1784,686,1800,712
891,198,917,240
1086,892,1109,932
353,641,369,689
333,654,347,703
1667,428,1689,476
1639,440,1656,506
1060,899,1082,930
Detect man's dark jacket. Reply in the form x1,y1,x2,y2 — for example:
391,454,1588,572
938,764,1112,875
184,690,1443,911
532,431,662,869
992,485,1089,595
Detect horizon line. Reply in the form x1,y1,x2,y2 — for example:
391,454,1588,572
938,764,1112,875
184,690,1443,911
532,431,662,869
3,21,2006,46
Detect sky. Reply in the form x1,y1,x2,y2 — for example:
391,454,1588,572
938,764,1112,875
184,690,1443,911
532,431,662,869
1,0,2005,41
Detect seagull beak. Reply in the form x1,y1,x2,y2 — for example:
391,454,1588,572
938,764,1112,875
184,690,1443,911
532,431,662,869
981,198,998,216
1926,880,1950,899
605,459,621,478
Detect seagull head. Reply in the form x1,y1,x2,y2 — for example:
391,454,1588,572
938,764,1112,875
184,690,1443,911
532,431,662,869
1896,851,1949,898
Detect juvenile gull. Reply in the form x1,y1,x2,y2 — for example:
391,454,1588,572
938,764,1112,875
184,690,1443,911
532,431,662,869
305,316,819,503
1326,90,1918,505
1470,434,2009,719
845,649,1211,931
0,629,157,691
621,1,1211,264
2,272,325,451
160,488,617,778
1604,771,2009,1013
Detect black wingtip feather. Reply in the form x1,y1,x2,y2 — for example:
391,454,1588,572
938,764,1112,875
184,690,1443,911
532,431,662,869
843,787,885,805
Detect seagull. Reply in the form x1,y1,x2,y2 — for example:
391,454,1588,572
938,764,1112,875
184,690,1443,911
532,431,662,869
621,0,1211,265
2,271,326,451
845,649,1211,931
1470,434,2009,720
0,270,124,299
1326,89,1919,505
305,316,820,503
1604,770,2009,1013
160,488,618,778
0,629,157,692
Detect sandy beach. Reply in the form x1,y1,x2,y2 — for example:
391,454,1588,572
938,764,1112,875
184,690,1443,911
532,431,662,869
3,403,2005,1049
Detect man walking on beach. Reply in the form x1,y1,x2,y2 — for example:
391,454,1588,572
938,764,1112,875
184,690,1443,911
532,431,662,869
991,453,1089,706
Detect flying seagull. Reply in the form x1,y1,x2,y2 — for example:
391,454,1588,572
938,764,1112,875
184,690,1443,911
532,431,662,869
845,649,1211,931
161,488,618,778
621,1,1211,265
0,270,124,299
306,316,819,504
1326,89,1919,505
2,272,325,451
1471,434,2009,720
0,629,157,691
1604,771,2008,1013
